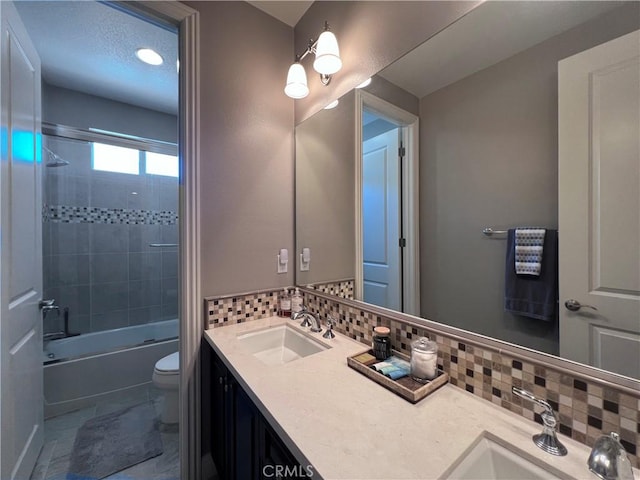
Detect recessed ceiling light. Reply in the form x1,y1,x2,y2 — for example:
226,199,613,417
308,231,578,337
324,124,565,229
136,48,163,66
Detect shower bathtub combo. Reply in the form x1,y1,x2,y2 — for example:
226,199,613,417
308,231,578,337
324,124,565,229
43,318,178,418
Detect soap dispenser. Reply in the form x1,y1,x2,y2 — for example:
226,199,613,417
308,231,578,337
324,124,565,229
278,288,291,317
291,287,303,315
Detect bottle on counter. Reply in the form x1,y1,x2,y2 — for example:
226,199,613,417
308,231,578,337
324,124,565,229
291,287,303,315
372,326,392,360
410,337,438,382
278,288,291,317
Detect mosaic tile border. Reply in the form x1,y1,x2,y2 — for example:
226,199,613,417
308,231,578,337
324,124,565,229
202,287,640,468
205,289,280,328
307,279,355,300
44,205,178,225
301,291,640,468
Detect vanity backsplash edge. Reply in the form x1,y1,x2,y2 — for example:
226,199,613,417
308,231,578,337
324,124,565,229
203,287,639,468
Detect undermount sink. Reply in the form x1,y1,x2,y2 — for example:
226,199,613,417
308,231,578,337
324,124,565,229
237,324,330,366
442,432,565,480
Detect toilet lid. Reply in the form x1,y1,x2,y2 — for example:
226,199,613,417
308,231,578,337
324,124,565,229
155,352,179,372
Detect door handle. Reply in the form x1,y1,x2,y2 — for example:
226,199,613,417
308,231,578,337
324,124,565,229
39,299,56,309
564,299,598,312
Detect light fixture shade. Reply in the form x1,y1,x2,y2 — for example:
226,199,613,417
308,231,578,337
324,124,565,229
284,62,309,99
313,30,342,75
324,99,339,110
356,78,372,89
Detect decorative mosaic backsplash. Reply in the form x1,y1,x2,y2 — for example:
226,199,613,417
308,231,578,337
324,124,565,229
205,289,280,328
203,288,640,467
44,205,178,225
307,279,354,300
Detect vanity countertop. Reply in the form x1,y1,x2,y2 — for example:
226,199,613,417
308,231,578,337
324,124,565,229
204,316,609,480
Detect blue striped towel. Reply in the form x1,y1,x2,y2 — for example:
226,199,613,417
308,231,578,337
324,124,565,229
515,228,546,276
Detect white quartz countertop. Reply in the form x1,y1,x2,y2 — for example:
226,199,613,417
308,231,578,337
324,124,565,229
204,316,607,480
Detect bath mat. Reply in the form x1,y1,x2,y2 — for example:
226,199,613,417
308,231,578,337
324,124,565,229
67,402,163,480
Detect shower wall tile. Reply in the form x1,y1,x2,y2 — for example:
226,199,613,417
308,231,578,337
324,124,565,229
90,176,132,209
90,253,128,284
161,277,178,308
160,225,178,245
128,252,162,281
90,282,129,314
90,309,129,332
128,306,163,326
127,185,159,211
49,223,90,255
49,254,91,287
129,225,162,253
161,251,178,278
90,224,128,253
66,314,91,336
158,184,179,211
46,174,89,206
128,279,162,309
161,303,178,321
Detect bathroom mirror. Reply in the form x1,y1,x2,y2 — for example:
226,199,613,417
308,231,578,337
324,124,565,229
295,1,640,380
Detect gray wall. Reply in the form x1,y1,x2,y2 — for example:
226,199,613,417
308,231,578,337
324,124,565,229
184,1,295,297
294,1,482,124
296,91,355,285
43,84,177,143
42,88,179,334
419,4,640,354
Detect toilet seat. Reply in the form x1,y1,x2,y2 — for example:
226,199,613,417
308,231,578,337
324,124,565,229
154,352,179,374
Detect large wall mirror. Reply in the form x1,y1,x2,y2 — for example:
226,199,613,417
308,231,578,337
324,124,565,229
295,1,640,381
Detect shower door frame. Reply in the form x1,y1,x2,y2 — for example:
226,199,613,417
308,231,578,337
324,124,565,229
127,3,202,480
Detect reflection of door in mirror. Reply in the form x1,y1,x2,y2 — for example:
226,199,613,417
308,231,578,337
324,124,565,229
362,118,401,310
356,92,420,315
558,30,640,379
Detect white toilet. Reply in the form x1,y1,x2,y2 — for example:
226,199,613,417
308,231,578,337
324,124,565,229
152,351,180,424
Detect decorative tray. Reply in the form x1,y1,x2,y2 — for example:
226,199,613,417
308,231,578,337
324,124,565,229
347,349,448,404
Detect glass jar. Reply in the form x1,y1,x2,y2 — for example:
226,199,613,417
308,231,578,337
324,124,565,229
372,326,392,360
411,337,438,382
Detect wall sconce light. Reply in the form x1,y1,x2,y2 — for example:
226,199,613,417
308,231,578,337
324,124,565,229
284,22,342,99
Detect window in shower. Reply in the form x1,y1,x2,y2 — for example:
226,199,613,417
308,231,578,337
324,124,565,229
92,142,140,175
145,152,178,178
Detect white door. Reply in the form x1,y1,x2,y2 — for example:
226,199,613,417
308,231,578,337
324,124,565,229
558,30,640,379
0,2,44,478
362,128,401,310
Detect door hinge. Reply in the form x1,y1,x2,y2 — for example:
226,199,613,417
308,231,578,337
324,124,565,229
399,146,406,157
399,238,406,248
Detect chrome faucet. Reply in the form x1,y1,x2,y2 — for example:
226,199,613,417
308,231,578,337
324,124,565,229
298,311,322,333
512,386,567,456
292,304,308,321
588,432,634,480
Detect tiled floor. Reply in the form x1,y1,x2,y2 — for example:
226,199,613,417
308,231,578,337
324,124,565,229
30,385,179,480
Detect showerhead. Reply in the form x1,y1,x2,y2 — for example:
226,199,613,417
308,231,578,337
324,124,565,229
44,146,70,167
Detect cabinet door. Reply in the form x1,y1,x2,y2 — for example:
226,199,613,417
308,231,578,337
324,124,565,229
259,420,306,480
211,351,230,479
233,383,260,480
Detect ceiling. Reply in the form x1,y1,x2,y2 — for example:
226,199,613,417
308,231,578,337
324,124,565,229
14,1,311,117
15,1,179,115
248,1,313,27
379,1,625,99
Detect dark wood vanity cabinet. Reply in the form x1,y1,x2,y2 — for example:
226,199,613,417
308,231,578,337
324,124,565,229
202,341,306,480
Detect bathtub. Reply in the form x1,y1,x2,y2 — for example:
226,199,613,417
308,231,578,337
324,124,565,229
43,319,178,418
